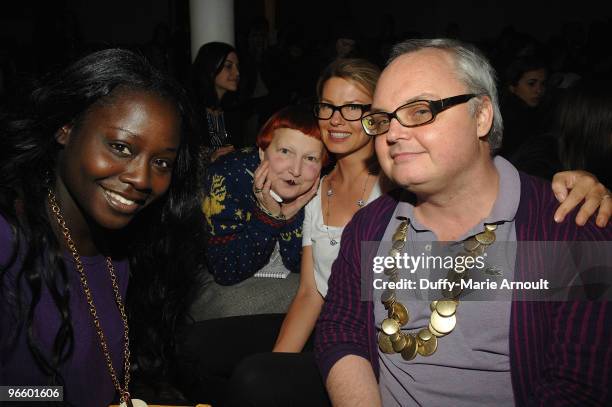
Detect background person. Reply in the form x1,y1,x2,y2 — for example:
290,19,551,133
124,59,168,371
192,41,241,162
499,54,552,159
512,78,612,188
557,79,612,189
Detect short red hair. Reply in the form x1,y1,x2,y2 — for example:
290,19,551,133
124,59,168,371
256,105,328,165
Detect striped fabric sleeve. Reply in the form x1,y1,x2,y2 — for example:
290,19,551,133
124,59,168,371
315,193,398,381
314,213,372,381
511,173,612,406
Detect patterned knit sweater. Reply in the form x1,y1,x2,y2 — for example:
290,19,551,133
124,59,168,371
202,148,304,285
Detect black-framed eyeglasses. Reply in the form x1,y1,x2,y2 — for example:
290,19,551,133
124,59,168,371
313,102,371,121
361,94,480,136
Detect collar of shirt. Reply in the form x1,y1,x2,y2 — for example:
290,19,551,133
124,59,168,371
392,156,521,242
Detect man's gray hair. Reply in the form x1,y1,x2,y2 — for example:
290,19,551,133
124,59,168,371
388,38,503,152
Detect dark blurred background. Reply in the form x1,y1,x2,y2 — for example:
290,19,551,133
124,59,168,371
1,2,609,75
1,0,611,122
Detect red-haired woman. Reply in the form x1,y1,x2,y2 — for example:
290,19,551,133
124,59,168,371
177,105,326,404
201,104,326,295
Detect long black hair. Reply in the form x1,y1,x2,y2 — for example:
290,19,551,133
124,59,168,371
0,48,205,396
191,41,237,109
556,79,612,189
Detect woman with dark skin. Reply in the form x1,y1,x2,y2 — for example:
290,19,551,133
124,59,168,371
0,49,203,407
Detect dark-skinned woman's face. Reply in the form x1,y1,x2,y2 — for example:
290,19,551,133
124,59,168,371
56,89,181,230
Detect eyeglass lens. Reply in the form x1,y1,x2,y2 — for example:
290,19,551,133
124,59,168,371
315,104,365,121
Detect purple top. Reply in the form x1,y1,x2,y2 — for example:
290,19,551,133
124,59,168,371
315,172,612,406
0,214,129,407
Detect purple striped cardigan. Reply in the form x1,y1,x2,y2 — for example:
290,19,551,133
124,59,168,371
315,173,611,406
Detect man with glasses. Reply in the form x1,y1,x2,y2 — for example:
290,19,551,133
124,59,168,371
315,39,611,406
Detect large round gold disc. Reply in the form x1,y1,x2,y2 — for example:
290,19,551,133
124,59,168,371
381,289,396,308
382,318,400,336
428,322,446,338
389,302,409,326
430,310,457,334
401,334,418,361
435,299,457,317
417,328,432,342
475,231,495,245
378,332,395,354
417,333,438,356
392,333,407,352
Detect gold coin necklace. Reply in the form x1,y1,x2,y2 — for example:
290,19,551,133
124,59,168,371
378,217,497,360
47,189,137,407
325,170,371,246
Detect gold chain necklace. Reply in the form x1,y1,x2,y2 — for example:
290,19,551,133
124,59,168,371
378,218,497,359
47,189,132,405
